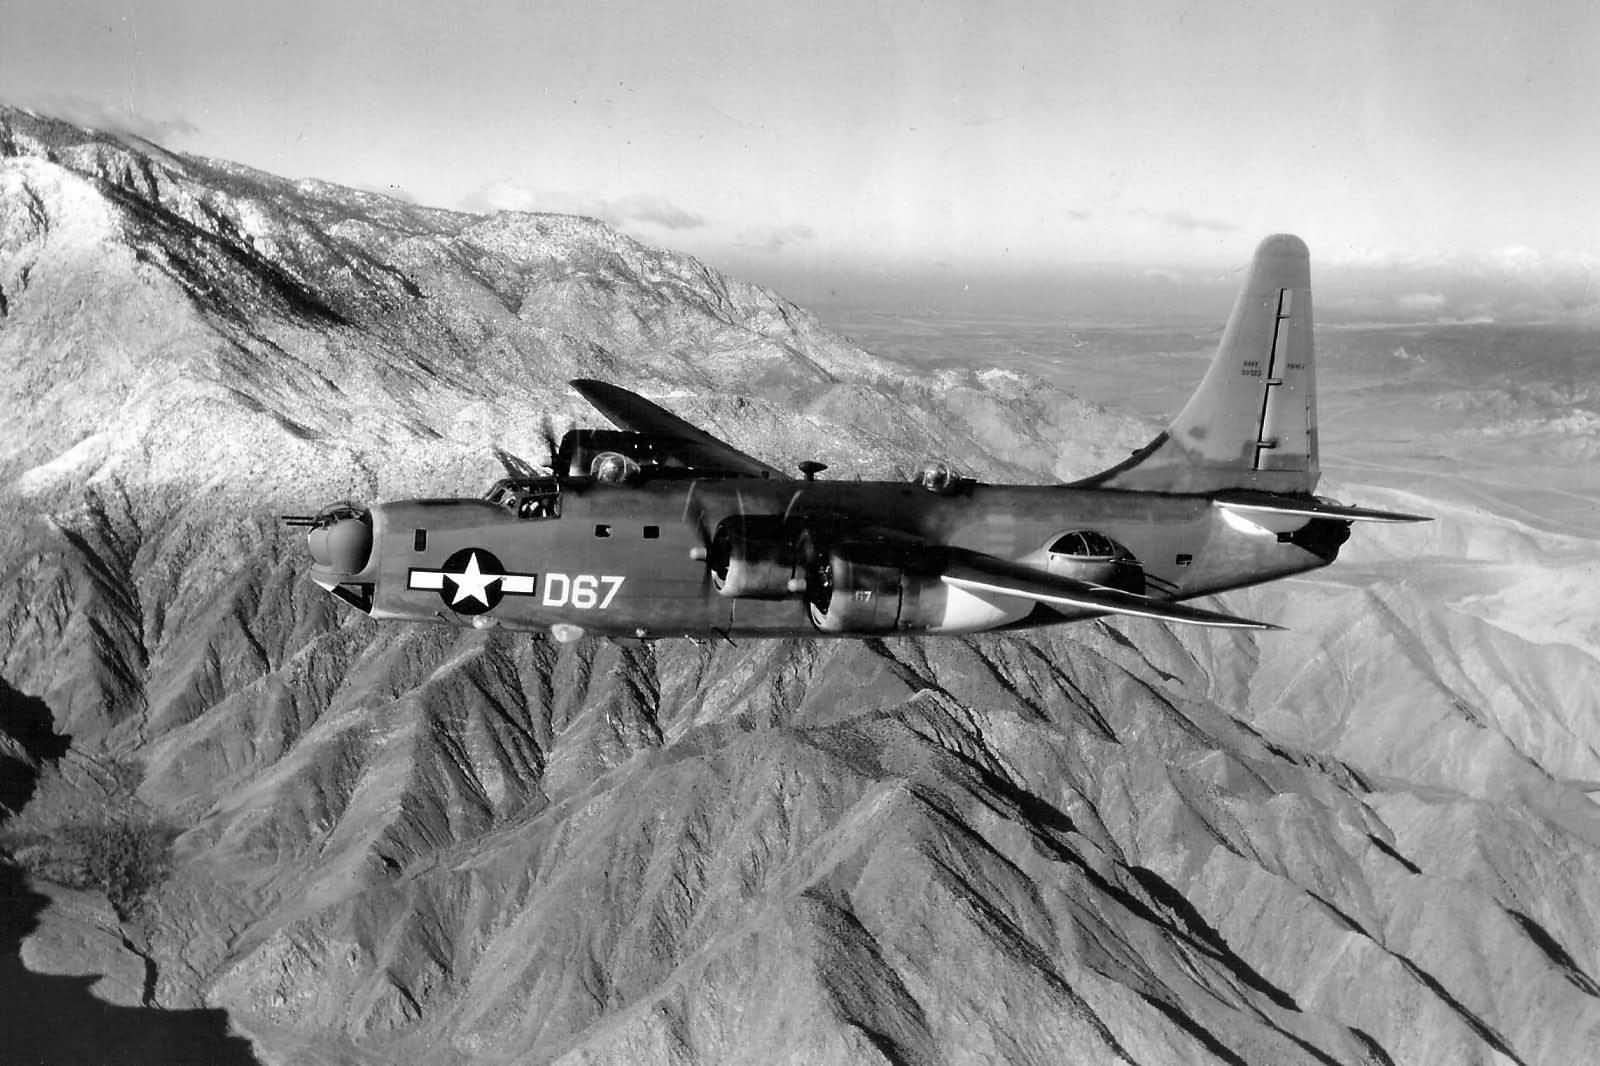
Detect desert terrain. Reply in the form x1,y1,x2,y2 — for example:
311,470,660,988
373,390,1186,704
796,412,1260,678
3,107,1599,1064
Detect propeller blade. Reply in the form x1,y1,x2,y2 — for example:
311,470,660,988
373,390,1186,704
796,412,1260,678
539,413,561,468
494,447,540,479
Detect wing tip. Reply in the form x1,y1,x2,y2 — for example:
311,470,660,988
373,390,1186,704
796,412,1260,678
1167,607,1284,632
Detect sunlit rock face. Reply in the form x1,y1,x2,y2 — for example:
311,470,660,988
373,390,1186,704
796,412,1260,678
4,106,1600,1066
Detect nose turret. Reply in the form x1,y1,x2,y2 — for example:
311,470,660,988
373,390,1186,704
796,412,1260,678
303,502,373,580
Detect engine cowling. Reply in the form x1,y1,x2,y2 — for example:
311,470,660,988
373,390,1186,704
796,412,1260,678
708,516,802,598
806,531,1153,634
805,541,905,633
804,540,1036,634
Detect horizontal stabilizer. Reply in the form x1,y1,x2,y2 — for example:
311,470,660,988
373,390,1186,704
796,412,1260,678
941,554,1280,631
1213,490,1431,524
570,380,790,479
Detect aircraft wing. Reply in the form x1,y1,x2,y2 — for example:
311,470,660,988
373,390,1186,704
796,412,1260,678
570,379,791,480
941,552,1281,631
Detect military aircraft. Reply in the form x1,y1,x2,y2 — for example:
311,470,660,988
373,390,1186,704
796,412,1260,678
289,234,1427,643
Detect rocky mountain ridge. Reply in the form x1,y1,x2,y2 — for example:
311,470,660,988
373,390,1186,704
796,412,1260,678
3,107,1599,1065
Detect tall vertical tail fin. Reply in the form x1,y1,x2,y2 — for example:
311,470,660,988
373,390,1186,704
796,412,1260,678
1078,234,1319,494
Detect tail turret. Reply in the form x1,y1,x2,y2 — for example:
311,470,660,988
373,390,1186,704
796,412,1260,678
1078,234,1319,494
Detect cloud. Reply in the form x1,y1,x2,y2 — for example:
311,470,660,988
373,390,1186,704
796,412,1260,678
1134,208,1239,234
1396,291,1449,312
462,183,705,230
464,182,539,213
9,93,198,144
1487,245,1544,273
735,223,817,253
607,194,705,230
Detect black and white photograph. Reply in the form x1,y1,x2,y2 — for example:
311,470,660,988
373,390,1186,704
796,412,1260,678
2,1,1598,1063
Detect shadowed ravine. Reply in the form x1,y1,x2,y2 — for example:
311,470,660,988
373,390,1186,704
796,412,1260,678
0,861,262,1066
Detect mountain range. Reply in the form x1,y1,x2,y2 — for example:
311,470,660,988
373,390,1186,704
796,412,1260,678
3,106,1599,1065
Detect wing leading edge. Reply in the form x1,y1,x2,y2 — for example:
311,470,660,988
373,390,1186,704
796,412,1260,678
941,553,1281,631
570,379,790,480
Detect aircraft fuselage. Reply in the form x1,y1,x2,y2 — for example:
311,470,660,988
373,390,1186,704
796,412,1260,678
315,476,1347,640
295,235,1427,640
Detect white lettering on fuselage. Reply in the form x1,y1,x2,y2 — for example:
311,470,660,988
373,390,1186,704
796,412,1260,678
542,573,625,609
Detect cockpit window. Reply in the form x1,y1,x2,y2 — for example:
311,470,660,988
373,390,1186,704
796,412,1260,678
1049,532,1089,556
485,477,562,520
1081,531,1117,556
519,492,559,520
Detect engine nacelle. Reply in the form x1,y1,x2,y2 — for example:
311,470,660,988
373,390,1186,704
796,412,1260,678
805,539,1037,635
805,541,905,633
709,516,801,598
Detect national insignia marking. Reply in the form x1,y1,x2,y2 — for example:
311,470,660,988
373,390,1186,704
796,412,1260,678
407,548,537,615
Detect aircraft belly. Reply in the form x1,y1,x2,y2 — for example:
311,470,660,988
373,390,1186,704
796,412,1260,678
726,597,811,633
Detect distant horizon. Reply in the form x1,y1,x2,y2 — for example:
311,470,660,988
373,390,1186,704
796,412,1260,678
709,246,1600,329
4,0,1597,298
2,99,1595,329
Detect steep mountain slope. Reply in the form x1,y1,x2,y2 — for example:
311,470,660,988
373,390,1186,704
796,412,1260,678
3,107,1599,1065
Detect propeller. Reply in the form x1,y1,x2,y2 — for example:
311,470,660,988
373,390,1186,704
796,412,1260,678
682,483,750,594
494,413,565,480
493,447,542,479
539,413,562,470
683,481,718,570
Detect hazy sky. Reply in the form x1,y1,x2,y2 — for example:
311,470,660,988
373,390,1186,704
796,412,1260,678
3,0,1598,289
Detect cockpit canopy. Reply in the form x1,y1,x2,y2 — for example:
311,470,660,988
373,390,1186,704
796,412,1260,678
485,476,562,519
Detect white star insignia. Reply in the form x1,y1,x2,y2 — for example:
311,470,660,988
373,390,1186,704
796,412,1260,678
449,551,499,606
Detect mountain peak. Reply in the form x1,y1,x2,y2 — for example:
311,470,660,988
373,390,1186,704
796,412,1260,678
0,108,921,505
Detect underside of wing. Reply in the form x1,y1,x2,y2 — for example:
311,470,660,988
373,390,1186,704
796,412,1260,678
570,379,790,480
941,552,1281,631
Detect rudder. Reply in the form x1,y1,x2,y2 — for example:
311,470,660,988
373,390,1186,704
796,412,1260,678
1077,234,1319,494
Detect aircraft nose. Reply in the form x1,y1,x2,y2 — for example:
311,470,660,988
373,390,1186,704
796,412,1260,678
306,504,373,575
